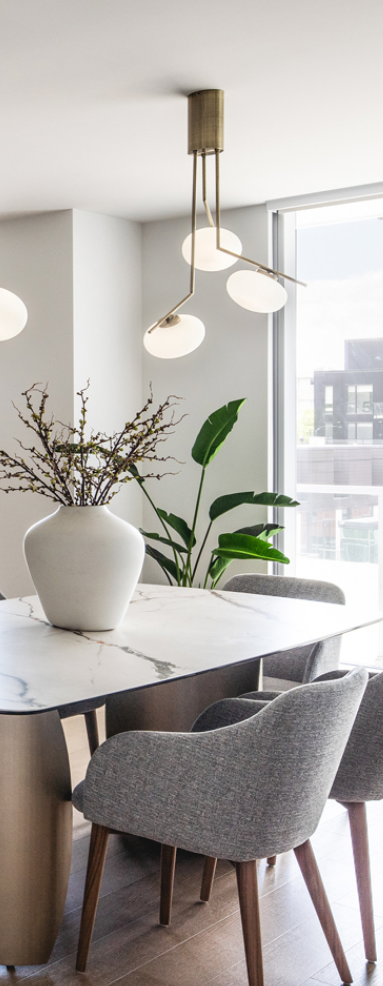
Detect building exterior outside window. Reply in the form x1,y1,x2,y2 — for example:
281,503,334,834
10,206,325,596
290,200,383,667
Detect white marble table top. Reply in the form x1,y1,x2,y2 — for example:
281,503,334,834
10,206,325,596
0,584,381,714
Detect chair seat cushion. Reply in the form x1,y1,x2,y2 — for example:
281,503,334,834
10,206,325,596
72,780,85,812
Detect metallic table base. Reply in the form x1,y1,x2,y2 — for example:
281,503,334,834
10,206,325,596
0,711,72,965
106,658,261,736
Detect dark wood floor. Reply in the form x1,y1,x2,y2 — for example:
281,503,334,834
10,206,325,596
2,711,383,986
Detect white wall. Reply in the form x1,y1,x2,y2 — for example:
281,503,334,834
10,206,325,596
0,211,74,596
72,210,142,528
0,209,143,596
141,205,271,586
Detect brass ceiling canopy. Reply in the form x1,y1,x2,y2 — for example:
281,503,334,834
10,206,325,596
188,89,224,155
143,89,305,359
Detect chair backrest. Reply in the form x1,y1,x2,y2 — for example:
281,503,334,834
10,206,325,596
315,669,383,802
81,668,367,861
223,573,345,682
204,668,367,859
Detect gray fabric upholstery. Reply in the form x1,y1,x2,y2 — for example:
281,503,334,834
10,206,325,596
241,690,287,701
73,779,85,812
223,574,345,682
72,668,367,862
197,667,383,805
315,670,383,802
192,697,269,732
191,695,281,731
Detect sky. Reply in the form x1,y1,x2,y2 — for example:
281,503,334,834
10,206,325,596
296,216,383,377
297,217,383,282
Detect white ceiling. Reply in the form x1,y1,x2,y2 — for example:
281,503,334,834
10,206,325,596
0,0,382,223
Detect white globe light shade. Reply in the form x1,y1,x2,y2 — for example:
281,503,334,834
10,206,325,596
226,269,288,313
143,313,205,359
0,288,28,340
182,227,242,271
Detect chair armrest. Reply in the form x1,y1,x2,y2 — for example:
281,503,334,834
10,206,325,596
191,697,268,732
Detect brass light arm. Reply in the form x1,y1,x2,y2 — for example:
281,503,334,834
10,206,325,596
214,150,307,288
202,153,215,228
147,150,198,334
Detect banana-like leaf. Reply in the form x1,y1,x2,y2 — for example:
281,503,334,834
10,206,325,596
209,555,232,586
208,526,282,586
157,509,196,547
145,544,178,581
209,491,298,520
139,530,187,554
250,492,300,507
212,532,289,564
192,399,246,468
235,523,283,541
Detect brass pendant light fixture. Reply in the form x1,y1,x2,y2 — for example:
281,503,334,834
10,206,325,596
143,89,304,359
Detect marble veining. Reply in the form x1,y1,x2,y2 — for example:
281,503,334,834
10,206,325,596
0,584,380,714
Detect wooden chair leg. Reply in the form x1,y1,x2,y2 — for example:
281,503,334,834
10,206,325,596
160,845,177,925
84,709,100,755
294,839,353,984
76,823,110,972
200,856,217,901
236,860,264,986
267,855,277,866
346,801,377,962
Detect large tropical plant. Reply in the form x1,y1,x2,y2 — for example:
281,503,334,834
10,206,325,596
131,399,299,588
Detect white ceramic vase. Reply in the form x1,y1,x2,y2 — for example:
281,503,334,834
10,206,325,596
23,505,145,631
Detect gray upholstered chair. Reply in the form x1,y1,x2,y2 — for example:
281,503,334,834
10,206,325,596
223,574,345,687
315,668,383,962
72,668,367,984
196,668,383,964
0,591,102,754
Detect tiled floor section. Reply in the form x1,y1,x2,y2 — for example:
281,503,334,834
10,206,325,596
1,709,382,986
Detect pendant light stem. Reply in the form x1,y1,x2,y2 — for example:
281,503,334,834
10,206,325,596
214,149,306,287
190,149,198,293
147,151,198,334
202,154,215,228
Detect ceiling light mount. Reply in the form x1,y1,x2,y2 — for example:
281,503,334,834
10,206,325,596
188,89,224,155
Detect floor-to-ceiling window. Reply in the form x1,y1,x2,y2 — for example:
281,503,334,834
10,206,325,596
277,197,383,667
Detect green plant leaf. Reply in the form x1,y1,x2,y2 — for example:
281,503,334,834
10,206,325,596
192,399,246,468
209,491,298,519
139,530,188,554
235,523,284,540
128,464,145,486
208,555,232,586
157,509,196,547
250,493,300,507
212,532,290,564
209,491,257,520
144,544,178,581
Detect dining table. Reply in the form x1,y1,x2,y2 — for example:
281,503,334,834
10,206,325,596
0,582,381,967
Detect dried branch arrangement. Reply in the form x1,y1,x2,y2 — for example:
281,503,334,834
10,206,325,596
0,383,181,505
